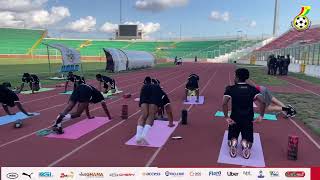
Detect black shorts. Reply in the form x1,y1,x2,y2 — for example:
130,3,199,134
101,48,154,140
228,120,254,143
70,85,92,103
160,94,170,107
186,81,199,91
2,93,19,107
139,85,153,107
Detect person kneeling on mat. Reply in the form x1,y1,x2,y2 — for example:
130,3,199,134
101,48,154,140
185,73,200,102
0,84,33,116
252,84,296,118
135,77,161,145
18,73,40,94
222,68,266,159
96,74,116,94
52,84,112,134
64,72,86,92
151,79,175,127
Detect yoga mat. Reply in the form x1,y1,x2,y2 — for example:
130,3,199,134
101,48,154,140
60,91,73,95
214,111,277,121
134,98,140,102
46,117,110,139
217,131,265,167
20,88,55,94
0,112,40,125
183,96,204,105
102,90,123,97
125,120,178,147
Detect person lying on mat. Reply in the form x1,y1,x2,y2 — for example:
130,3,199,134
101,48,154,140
222,68,266,159
251,84,296,118
64,72,86,92
135,77,161,145
0,84,33,116
185,73,200,102
18,73,40,94
151,79,175,127
96,74,116,94
52,84,112,134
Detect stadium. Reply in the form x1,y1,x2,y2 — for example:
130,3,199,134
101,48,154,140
0,0,319,178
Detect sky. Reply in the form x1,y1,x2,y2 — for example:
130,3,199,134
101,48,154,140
0,0,319,39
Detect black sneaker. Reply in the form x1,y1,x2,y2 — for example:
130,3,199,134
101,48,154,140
52,126,64,134
286,105,297,118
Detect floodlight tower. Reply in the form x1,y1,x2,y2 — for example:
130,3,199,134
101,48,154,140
273,0,279,36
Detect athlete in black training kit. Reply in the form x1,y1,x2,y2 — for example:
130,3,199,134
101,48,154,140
135,77,162,145
52,84,112,134
64,72,86,92
0,84,32,116
18,73,40,94
222,68,266,159
151,79,174,127
96,74,116,93
185,74,200,102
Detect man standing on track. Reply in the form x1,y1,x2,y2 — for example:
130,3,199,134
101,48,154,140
52,84,112,134
64,72,86,92
222,68,266,159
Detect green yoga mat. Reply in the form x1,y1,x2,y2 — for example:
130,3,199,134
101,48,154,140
20,88,55,94
60,91,73,95
214,111,277,121
103,90,123,96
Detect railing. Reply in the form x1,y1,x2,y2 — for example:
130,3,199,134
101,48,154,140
253,42,320,65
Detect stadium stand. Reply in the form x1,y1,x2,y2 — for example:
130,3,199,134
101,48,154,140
0,28,45,54
257,26,320,51
0,28,261,59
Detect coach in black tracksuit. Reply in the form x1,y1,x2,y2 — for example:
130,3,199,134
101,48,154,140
222,68,266,159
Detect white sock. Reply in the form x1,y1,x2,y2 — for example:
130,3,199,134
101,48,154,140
141,124,152,139
136,125,144,141
62,114,71,121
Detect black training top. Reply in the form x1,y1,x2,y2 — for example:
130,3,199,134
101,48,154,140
67,74,85,84
0,85,19,106
224,83,260,122
100,76,114,84
22,74,39,83
188,74,199,82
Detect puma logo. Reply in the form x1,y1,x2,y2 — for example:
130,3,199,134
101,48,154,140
22,172,33,179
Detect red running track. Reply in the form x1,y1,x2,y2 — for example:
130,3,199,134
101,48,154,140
0,63,319,167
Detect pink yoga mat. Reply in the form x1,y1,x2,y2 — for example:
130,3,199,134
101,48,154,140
183,96,204,105
217,131,265,167
125,120,178,147
46,117,110,139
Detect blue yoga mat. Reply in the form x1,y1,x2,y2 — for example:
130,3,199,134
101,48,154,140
0,112,40,125
214,111,277,121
